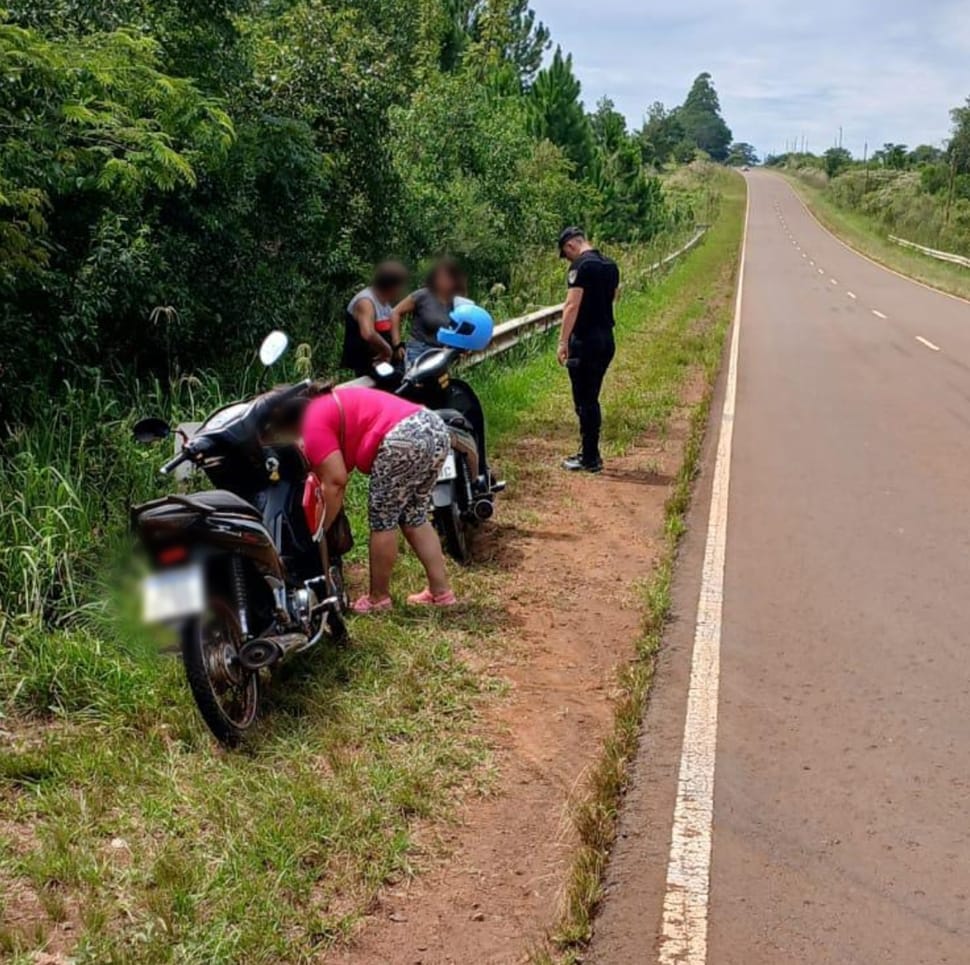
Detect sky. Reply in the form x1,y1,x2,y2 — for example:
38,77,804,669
528,0,970,159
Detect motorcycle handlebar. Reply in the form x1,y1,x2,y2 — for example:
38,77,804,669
160,450,190,476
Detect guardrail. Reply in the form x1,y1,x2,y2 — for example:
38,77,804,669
464,224,709,366
175,225,711,468
889,235,970,269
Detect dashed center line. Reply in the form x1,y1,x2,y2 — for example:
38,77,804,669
847,291,857,299
916,336,941,352
872,310,888,319
817,268,824,274
830,279,838,285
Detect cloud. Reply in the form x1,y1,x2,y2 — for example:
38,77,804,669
530,0,967,157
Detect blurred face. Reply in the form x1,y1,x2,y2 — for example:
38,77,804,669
431,266,458,298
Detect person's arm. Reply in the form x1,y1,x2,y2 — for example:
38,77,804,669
558,287,584,366
390,294,416,349
314,451,349,529
354,299,392,362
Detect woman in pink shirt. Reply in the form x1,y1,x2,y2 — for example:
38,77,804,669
301,385,456,612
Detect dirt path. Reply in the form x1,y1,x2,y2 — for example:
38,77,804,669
333,374,707,965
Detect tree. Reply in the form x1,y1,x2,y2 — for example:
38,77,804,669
948,96,970,175
824,147,852,178
874,143,908,170
678,72,732,161
908,144,943,167
440,0,550,85
590,97,628,155
637,102,684,168
528,46,594,175
726,142,759,166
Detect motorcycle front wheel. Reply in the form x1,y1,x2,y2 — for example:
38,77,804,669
181,598,260,747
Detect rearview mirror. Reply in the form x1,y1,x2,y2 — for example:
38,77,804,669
133,418,172,444
259,331,289,367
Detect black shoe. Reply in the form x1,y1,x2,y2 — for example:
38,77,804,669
562,455,603,473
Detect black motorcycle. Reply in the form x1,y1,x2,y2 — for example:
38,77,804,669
131,334,348,746
372,348,504,563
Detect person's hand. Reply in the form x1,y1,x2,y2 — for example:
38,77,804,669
557,341,568,366
392,344,405,365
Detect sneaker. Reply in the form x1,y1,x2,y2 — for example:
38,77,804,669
561,455,603,473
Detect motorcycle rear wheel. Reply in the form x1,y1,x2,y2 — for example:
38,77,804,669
434,501,472,565
182,598,260,747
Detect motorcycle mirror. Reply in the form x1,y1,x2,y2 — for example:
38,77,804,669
259,331,289,367
133,417,172,444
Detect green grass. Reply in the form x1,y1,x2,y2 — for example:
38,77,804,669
783,172,970,301
0,163,737,963
536,168,747,960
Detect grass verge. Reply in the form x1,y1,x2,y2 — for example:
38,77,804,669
534,170,747,961
783,173,970,301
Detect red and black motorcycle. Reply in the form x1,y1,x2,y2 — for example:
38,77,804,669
131,333,348,746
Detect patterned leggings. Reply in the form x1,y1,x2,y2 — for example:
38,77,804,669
368,410,450,531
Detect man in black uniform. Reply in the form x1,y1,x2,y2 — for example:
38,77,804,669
556,226,620,473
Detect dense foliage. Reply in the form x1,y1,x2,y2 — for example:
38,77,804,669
1,1,737,423
765,95,970,256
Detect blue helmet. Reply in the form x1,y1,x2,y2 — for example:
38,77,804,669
439,302,494,352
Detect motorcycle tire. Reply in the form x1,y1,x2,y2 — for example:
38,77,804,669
182,598,261,747
434,501,472,565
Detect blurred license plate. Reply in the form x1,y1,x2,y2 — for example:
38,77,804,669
142,564,205,623
438,452,457,482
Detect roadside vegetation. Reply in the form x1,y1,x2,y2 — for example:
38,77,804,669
767,94,970,300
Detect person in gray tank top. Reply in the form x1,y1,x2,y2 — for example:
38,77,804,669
342,261,409,376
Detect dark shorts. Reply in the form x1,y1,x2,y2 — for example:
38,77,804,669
369,410,450,531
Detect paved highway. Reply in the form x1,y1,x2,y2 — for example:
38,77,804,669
592,170,970,964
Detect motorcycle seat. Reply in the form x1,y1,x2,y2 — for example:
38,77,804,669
179,490,263,520
436,408,474,433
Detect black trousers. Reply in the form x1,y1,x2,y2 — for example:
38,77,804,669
568,330,616,465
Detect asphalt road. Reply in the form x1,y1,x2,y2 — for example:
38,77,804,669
591,170,970,964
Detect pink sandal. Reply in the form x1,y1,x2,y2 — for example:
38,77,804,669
407,588,458,608
352,595,393,614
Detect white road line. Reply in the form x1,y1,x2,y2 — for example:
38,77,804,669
916,335,941,352
657,169,748,965
802,253,807,259
810,260,815,266
847,291,857,299
872,309,888,319
830,278,838,285
818,268,824,274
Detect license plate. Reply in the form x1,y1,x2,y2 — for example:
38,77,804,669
142,564,205,623
438,452,458,482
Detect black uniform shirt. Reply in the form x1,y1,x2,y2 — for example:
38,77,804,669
567,249,620,338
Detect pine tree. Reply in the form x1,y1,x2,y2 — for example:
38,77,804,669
528,46,594,175
678,72,732,162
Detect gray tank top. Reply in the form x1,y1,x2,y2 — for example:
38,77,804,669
347,287,393,335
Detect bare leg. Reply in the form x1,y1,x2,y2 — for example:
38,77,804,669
369,529,398,599
402,523,450,596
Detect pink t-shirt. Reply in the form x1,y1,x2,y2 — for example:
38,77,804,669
302,387,422,474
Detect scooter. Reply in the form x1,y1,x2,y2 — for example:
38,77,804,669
373,348,505,564
131,333,348,747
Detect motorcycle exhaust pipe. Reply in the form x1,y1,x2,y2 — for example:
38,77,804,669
472,497,494,522
238,632,307,671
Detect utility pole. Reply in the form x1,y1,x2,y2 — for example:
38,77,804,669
863,141,870,193
839,126,843,149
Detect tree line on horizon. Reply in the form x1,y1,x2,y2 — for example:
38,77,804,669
0,1,740,421
763,95,970,255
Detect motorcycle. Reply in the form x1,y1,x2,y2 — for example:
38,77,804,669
131,333,348,747
372,347,505,564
